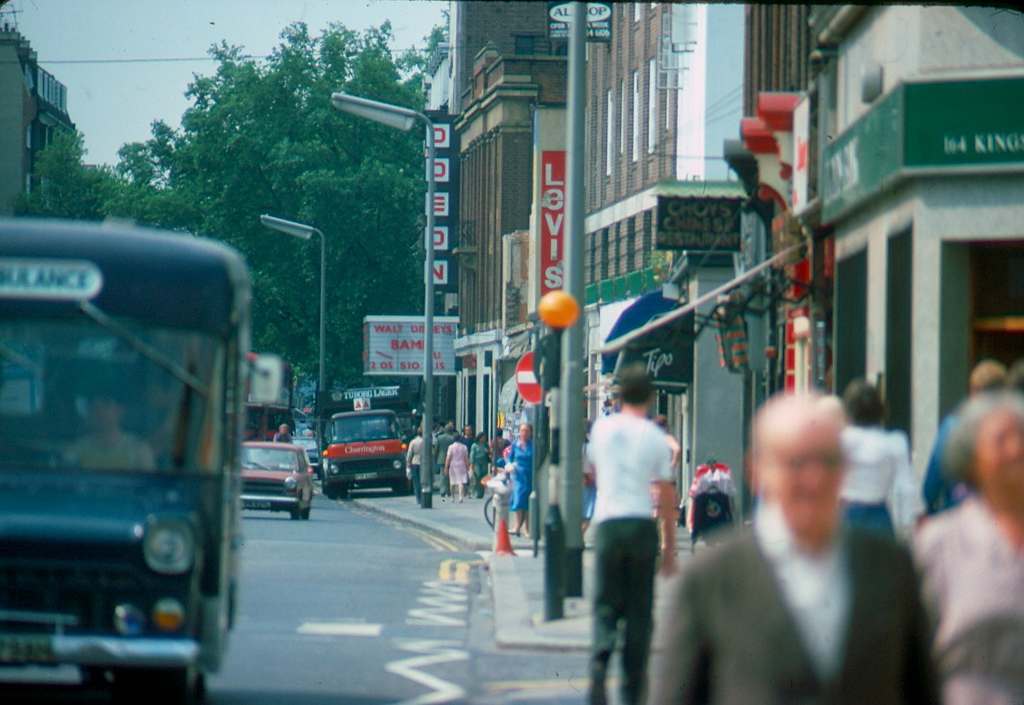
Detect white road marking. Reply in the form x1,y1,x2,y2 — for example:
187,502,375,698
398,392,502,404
296,621,382,637
406,580,468,626
386,639,468,705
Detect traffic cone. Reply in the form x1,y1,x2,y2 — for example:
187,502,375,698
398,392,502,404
494,515,516,556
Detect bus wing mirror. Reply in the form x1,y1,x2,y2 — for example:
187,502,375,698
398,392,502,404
249,354,285,405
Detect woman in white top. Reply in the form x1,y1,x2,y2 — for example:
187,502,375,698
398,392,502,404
839,379,921,537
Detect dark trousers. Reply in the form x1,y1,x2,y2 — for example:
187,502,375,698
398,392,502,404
591,518,659,705
410,464,421,504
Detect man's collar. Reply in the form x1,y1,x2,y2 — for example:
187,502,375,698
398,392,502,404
755,501,843,561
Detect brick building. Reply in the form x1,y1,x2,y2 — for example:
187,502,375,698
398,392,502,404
0,24,74,215
448,2,567,433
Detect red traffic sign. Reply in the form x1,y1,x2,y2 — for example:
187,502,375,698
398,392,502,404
515,352,543,405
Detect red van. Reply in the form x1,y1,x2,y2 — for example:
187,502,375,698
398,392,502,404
321,410,409,499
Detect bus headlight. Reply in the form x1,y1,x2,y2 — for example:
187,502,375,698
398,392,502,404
144,520,195,575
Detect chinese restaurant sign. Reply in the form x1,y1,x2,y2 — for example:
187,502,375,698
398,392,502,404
655,197,743,251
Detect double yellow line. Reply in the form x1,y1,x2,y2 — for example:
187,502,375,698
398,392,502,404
437,559,481,583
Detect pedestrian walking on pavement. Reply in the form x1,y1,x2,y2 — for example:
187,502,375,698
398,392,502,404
489,427,510,475
406,426,424,505
586,364,678,705
914,390,1024,705
582,421,596,538
507,423,534,537
435,422,456,498
839,379,922,536
923,359,1007,516
470,432,490,499
457,424,474,449
445,437,470,503
649,392,938,705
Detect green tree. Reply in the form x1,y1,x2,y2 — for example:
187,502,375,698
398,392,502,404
14,130,117,220
119,22,432,386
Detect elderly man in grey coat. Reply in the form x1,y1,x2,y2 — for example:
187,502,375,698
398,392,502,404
649,393,938,705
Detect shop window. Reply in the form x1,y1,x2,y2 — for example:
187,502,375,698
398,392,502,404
886,229,913,437
834,249,867,395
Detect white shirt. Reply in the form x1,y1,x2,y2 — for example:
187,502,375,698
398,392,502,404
754,501,851,681
840,425,922,530
587,412,672,524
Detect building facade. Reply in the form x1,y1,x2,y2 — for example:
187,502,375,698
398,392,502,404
0,25,74,215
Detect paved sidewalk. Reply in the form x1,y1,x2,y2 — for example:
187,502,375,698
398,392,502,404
350,488,700,654
348,489,533,552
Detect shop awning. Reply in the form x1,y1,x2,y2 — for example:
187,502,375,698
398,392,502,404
498,374,521,414
601,241,805,356
601,290,680,374
501,330,531,360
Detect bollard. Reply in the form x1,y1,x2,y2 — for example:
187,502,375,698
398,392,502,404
544,497,565,621
489,475,516,556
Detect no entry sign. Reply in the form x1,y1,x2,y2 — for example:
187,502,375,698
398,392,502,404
515,352,543,405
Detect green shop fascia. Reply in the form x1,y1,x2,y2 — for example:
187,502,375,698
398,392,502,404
821,75,1024,224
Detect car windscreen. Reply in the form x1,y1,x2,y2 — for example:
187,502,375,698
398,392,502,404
331,415,398,443
242,447,300,472
0,319,222,473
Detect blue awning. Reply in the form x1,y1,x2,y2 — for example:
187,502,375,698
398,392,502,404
601,290,679,374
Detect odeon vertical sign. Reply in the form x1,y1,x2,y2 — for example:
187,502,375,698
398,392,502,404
425,111,459,293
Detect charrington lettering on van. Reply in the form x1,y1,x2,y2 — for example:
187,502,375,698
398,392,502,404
0,259,104,300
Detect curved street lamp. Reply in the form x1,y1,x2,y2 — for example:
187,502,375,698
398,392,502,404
330,91,437,510
259,214,326,442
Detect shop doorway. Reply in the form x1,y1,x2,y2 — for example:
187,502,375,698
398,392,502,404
834,248,868,396
886,229,913,436
971,243,1024,368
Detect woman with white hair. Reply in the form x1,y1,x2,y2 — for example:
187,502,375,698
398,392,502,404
914,391,1024,705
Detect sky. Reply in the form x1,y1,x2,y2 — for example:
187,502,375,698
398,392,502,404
6,0,447,166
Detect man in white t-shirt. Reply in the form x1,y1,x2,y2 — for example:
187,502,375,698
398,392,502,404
586,364,677,705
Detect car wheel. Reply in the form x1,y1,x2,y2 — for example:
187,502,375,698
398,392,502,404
290,505,301,520
392,480,409,496
323,486,336,500
338,484,350,500
301,506,311,520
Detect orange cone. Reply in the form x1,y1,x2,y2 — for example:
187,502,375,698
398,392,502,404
494,515,516,556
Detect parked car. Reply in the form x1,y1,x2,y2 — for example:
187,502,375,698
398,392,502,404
240,442,314,520
292,431,322,481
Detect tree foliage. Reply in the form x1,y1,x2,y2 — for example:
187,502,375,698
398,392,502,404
18,21,441,389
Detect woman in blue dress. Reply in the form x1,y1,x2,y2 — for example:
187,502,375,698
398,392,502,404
507,423,534,537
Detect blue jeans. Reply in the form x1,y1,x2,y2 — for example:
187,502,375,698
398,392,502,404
843,501,894,537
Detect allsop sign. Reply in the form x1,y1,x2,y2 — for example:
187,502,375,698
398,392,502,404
656,197,743,251
822,76,1024,223
547,2,612,42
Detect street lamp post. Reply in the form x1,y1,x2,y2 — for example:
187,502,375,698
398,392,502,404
537,289,581,622
259,214,326,445
561,0,587,598
331,91,436,509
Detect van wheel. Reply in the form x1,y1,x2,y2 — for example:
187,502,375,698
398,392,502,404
338,485,350,500
301,506,311,520
290,506,302,520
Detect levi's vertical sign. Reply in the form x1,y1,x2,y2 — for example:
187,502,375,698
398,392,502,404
540,151,566,296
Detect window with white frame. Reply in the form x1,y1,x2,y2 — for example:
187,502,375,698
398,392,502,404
648,59,656,153
620,79,626,155
665,79,672,132
606,90,613,176
631,70,639,162
634,3,642,22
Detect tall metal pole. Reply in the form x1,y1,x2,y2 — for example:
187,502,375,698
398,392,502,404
560,0,587,598
421,117,436,509
318,229,326,445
